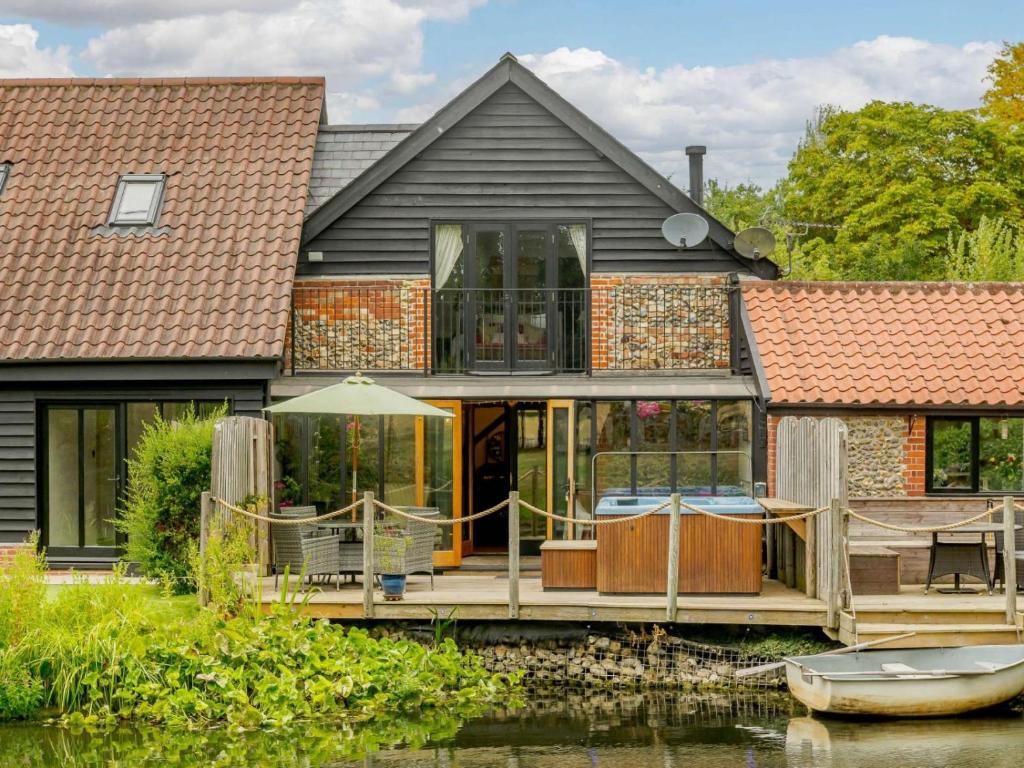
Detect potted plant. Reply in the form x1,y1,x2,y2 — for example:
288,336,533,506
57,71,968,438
375,528,410,601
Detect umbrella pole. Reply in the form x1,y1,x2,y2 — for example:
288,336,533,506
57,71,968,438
352,416,359,516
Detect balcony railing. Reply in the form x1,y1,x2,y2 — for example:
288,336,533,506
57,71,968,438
290,284,734,375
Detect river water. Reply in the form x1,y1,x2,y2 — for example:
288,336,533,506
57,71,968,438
1,691,1021,767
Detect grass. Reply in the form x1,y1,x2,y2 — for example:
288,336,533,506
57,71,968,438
43,583,199,625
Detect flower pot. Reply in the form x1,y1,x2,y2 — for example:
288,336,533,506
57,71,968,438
380,574,407,601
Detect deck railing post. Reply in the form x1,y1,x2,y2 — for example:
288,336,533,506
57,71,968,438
363,491,375,619
666,493,681,623
827,497,843,630
1004,496,1017,626
508,491,520,619
199,491,211,608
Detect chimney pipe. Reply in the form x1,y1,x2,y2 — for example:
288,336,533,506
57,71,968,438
685,145,706,207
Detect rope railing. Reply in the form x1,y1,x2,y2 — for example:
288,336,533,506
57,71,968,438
845,507,995,534
517,497,671,525
373,497,510,525
210,496,362,525
684,500,828,524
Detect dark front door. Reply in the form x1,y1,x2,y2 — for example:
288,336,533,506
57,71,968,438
42,405,122,561
469,404,511,549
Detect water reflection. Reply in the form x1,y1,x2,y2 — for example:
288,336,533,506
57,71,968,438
0,691,1020,768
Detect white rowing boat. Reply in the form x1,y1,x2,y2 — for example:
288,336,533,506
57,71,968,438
785,644,1024,717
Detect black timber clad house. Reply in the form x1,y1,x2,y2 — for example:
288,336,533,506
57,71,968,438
279,54,777,566
0,77,325,566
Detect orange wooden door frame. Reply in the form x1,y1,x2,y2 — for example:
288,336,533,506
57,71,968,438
546,399,575,540
422,399,463,567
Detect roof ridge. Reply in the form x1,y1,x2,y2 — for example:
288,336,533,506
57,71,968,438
0,76,326,87
319,123,420,132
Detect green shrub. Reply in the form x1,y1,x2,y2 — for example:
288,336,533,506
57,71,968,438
0,666,43,720
117,404,227,593
0,534,47,650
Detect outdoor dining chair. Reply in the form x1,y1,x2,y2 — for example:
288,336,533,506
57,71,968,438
382,506,439,587
269,510,343,589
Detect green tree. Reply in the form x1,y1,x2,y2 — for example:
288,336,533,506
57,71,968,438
703,179,777,232
780,101,1024,280
945,215,1024,281
983,41,1024,128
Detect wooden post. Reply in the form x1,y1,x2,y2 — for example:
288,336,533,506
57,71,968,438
805,509,817,598
666,493,681,623
199,491,211,607
1004,496,1017,626
508,491,520,619
363,491,375,619
827,497,843,630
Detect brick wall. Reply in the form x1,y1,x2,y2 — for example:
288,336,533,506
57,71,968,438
288,278,430,372
0,542,30,567
767,411,926,498
590,274,730,371
287,273,731,373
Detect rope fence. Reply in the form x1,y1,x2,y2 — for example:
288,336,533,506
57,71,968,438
210,496,362,525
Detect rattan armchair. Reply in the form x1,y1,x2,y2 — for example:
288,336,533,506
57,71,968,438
269,511,342,589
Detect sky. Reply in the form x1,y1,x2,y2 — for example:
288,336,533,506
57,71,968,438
1,0,1021,187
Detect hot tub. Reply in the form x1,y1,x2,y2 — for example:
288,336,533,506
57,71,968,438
594,493,763,594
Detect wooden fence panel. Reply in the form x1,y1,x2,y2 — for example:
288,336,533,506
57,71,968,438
210,416,275,567
775,416,848,610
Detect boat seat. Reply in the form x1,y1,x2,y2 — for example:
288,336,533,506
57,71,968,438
975,661,1000,671
880,663,918,673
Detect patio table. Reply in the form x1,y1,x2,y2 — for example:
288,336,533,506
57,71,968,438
926,523,1022,595
317,521,362,541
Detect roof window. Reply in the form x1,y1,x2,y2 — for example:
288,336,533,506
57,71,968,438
109,174,165,226
0,163,10,196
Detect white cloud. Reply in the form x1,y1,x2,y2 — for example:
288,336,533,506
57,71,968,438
0,1,290,26
517,37,1000,187
78,0,483,120
0,23,73,77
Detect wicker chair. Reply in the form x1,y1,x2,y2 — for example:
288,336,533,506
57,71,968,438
382,506,438,587
993,506,1024,592
269,511,342,589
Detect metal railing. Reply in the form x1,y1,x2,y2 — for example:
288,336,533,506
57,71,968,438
290,283,733,375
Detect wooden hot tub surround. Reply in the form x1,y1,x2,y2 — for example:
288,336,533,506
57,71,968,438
595,511,762,594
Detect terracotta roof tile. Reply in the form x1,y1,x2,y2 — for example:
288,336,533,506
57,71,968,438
744,281,1024,408
0,77,324,362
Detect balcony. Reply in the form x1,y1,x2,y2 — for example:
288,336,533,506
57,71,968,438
289,283,735,375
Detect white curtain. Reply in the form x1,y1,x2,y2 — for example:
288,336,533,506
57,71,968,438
434,224,463,288
568,223,587,274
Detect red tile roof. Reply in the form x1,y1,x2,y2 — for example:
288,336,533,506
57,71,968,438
0,77,324,362
744,281,1024,407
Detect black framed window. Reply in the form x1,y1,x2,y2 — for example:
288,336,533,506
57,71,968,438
927,416,1024,493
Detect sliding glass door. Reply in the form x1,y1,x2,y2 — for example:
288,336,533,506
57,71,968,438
43,406,121,559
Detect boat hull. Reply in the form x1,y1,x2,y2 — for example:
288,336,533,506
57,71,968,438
785,645,1024,717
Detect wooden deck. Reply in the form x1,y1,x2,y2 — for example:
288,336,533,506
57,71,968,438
260,575,828,626
259,574,1024,647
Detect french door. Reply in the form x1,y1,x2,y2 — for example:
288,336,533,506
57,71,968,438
42,405,123,560
462,222,583,372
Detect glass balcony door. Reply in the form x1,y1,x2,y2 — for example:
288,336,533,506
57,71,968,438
445,221,586,373
43,405,121,559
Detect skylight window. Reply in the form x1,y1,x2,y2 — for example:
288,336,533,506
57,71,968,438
0,163,10,196
109,174,165,226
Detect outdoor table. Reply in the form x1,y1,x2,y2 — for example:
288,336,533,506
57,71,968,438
926,523,1022,594
317,521,362,541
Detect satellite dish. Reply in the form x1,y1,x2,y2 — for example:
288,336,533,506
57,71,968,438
734,227,776,261
661,213,709,249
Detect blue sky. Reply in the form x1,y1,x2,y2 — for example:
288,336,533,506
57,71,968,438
1,0,1021,185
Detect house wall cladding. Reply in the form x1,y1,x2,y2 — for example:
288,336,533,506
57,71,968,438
767,412,925,498
288,274,730,372
301,83,744,277
0,381,267,544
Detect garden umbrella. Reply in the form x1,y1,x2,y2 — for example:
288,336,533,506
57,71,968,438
264,373,453,501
